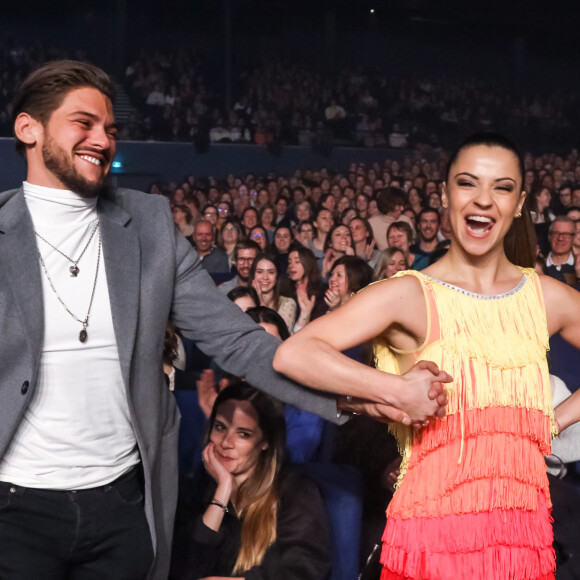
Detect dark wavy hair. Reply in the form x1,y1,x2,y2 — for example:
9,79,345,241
330,255,374,294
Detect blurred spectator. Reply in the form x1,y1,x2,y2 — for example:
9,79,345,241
546,217,576,285
194,221,230,276
218,240,260,295
374,247,409,281
410,208,440,268
249,253,297,333
369,187,414,251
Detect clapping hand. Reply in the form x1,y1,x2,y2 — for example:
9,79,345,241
364,239,376,261
322,249,336,278
296,280,315,314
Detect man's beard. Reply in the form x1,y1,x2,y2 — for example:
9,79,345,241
42,135,108,198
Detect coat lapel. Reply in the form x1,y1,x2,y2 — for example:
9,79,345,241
98,193,141,392
0,189,44,354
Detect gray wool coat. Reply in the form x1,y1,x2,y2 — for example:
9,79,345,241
0,187,342,580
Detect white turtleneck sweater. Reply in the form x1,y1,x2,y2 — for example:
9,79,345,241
0,182,139,490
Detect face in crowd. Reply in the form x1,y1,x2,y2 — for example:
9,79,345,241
274,227,292,253
194,221,214,254
417,211,440,243
209,398,268,483
253,259,277,296
236,248,257,282
549,221,575,256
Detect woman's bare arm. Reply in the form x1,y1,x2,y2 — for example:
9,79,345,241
274,276,451,423
541,276,580,431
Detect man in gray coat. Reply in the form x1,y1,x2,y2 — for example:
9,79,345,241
0,60,446,579
0,60,344,580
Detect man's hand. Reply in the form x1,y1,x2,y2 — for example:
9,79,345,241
338,360,451,426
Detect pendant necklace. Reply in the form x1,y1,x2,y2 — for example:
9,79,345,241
37,225,101,343
35,219,99,277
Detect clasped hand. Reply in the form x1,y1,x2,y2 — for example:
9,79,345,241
341,360,452,427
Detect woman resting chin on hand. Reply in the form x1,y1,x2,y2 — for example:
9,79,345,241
170,383,330,580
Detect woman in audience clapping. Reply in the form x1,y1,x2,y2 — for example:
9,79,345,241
287,246,325,331
250,252,297,333
321,223,355,278
324,255,374,312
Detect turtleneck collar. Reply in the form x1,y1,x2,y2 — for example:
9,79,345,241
23,181,98,228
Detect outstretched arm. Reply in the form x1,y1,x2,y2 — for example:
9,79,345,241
274,276,451,424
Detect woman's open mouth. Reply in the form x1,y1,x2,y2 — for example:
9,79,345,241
465,215,495,236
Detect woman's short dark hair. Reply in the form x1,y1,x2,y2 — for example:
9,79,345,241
387,220,414,245
246,306,290,340
296,219,315,233
12,60,115,157
172,204,192,224
330,255,374,294
226,286,259,307
184,194,200,210
242,207,259,222
377,187,406,215
273,224,294,245
324,223,355,252
445,132,535,268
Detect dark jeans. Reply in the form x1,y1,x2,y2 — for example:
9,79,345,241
0,465,154,580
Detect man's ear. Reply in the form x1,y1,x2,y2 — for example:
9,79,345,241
14,112,43,147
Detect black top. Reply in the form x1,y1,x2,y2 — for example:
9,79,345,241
170,466,331,580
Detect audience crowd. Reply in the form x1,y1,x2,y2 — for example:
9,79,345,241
1,41,580,578
1,43,578,152
123,52,580,150
161,145,580,577
118,51,579,148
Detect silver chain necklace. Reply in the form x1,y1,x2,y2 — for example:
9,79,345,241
35,219,100,277
36,226,101,343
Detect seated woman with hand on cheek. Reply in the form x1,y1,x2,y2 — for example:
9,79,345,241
170,383,330,580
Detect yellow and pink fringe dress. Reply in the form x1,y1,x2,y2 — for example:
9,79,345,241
376,269,557,580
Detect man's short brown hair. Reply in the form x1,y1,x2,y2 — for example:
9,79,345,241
12,60,115,157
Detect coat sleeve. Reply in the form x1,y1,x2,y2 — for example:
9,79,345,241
244,470,331,580
167,210,345,424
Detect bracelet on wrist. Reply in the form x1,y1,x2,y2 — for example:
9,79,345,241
210,497,229,513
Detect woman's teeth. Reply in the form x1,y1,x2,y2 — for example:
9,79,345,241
466,215,493,233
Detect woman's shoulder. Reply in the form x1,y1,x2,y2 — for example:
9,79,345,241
279,295,297,307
